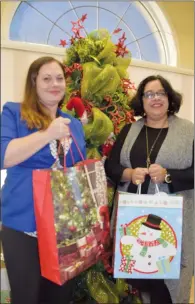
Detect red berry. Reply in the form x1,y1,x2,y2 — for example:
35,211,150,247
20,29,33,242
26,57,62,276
83,203,89,209
69,226,77,232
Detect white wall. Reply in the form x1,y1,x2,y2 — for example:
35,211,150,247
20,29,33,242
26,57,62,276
128,65,194,123
1,41,194,122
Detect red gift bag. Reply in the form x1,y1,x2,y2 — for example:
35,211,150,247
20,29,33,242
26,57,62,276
33,136,110,285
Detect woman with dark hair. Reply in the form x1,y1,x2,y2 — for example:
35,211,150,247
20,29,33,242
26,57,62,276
105,75,194,304
1,56,86,304
131,75,182,117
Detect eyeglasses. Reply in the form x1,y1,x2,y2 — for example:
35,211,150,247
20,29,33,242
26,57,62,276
143,91,167,100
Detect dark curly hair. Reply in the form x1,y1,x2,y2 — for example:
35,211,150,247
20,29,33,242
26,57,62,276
130,75,182,117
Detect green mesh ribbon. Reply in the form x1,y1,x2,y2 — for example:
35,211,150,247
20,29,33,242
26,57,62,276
115,56,131,78
80,29,131,102
86,147,102,159
86,270,128,304
88,28,111,42
81,62,121,100
96,36,116,64
84,107,114,146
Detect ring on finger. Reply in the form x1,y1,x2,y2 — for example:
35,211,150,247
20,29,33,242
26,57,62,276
135,179,141,185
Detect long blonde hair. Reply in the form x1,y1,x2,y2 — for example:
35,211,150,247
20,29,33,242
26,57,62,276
21,56,66,130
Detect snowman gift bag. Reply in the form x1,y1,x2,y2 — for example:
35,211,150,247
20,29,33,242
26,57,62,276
114,190,183,279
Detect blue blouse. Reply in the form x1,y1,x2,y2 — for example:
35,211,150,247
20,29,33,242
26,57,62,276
1,102,86,232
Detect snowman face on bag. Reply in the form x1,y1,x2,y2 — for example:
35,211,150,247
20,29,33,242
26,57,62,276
138,225,161,241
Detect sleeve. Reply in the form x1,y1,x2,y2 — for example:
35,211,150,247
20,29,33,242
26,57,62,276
168,142,194,193
104,124,131,185
1,103,18,169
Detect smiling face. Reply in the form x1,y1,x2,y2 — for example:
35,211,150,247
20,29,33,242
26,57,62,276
36,61,66,110
142,79,169,121
138,224,161,241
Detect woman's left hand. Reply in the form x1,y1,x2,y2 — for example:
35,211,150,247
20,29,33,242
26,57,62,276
148,164,166,183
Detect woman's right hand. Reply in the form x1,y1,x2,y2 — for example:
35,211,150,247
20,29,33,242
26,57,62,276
45,117,71,140
3,117,71,168
131,167,148,185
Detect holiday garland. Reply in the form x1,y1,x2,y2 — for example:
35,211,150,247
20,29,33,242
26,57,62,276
60,14,136,160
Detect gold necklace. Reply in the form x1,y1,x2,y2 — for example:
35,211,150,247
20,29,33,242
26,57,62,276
145,126,164,169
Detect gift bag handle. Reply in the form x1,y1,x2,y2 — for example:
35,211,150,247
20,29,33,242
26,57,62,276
155,183,160,195
137,184,142,195
137,182,160,195
57,128,85,170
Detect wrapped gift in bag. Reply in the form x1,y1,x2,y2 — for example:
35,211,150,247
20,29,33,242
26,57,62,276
114,184,183,279
33,135,109,285
156,256,171,274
